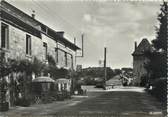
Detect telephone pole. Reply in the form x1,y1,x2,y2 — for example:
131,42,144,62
72,34,84,94
104,47,107,84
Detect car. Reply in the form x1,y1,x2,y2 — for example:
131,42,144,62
95,82,104,88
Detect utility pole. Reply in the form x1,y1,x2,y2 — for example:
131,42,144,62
81,34,84,57
72,34,84,94
74,34,84,70
75,34,84,58
104,47,107,84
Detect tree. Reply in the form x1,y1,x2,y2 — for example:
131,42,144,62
144,2,167,109
0,52,11,78
146,2,167,79
152,2,167,51
31,57,46,76
0,52,11,111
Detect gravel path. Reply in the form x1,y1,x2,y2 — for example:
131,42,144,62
0,87,164,117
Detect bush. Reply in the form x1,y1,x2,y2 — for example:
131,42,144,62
149,77,166,109
0,102,9,111
140,76,149,87
14,98,31,107
56,91,64,101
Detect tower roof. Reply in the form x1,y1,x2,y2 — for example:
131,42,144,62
132,38,152,56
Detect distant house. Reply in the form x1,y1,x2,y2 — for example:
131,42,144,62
0,1,80,70
76,65,82,72
132,38,152,85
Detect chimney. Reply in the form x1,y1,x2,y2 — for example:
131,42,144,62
57,31,64,37
135,41,137,50
74,37,76,45
31,10,35,19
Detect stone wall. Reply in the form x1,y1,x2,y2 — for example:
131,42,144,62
133,55,149,85
0,21,43,61
57,43,76,69
0,21,76,70
42,34,57,61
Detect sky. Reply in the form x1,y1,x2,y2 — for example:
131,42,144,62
5,0,161,69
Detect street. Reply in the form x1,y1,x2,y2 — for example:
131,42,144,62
0,1,167,117
0,87,164,117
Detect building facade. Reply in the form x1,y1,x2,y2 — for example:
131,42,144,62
0,1,80,70
0,1,81,107
132,38,152,85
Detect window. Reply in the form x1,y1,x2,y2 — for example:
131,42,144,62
65,52,67,67
1,23,9,49
43,42,47,60
71,55,73,68
26,35,31,55
41,25,47,33
55,48,58,64
57,49,65,67
67,53,73,68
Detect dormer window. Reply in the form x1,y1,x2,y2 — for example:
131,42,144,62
41,25,47,34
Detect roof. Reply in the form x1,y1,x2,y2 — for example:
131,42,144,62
0,1,80,51
55,78,71,84
1,10,42,38
32,76,55,83
132,38,152,56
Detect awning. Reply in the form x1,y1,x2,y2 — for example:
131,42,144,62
32,76,55,83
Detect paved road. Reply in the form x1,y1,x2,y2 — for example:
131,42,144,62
0,87,164,117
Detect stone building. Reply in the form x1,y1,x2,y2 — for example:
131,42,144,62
0,0,80,70
132,38,152,85
0,1,81,107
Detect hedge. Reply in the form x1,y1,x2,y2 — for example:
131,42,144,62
148,77,167,110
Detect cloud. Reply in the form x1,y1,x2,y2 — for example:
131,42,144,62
11,0,161,68
83,14,92,22
78,2,160,68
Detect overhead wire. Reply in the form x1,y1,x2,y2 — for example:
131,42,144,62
31,0,63,27
40,0,82,34
5,0,82,46
31,0,82,34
